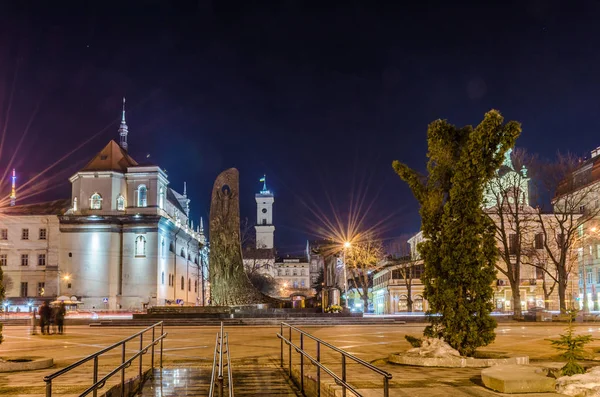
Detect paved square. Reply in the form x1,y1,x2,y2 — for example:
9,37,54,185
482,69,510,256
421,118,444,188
0,323,599,396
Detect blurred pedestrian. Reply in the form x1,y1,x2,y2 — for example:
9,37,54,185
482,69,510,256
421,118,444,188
31,307,37,335
56,302,66,335
39,301,51,335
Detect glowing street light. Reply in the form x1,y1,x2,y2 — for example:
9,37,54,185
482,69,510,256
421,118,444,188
342,241,352,309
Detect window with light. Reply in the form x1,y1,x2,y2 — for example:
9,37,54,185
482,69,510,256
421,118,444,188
90,193,102,210
137,185,147,207
117,195,125,211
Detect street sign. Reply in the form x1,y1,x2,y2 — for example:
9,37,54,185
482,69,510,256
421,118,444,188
102,298,109,303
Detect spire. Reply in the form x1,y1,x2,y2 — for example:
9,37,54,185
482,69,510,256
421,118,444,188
9,168,16,206
183,181,187,196
199,217,206,245
118,97,129,151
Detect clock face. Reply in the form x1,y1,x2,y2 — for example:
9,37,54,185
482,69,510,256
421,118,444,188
508,197,515,204
262,208,267,213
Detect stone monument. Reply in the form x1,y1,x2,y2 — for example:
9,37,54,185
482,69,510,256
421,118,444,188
209,168,278,306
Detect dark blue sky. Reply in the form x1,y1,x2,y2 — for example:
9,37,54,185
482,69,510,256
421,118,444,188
0,1,599,255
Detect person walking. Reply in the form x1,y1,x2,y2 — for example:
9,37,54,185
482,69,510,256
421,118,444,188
56,302,66,335
39,301,51,335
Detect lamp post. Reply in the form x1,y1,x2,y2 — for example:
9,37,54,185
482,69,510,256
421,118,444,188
343,241,351,309
581,226,598,313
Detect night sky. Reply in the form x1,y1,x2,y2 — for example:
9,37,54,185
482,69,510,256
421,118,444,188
0,1,599,255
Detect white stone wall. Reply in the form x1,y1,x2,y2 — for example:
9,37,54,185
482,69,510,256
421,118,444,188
0,214,60,300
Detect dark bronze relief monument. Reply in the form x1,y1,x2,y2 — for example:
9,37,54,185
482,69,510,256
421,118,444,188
209,168,277,306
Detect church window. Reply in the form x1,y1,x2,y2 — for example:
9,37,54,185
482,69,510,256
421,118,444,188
90,193,102,210
188,278,191,291
159,187,165,210
117,195,125,211
169,242,174,253
195,280,198,293
188,253,191,261
73,197,78,211
181,276,184,290
161,271,165,285
262,219,266,225
137,185,147,207
181,248,185,258
135,236,146,257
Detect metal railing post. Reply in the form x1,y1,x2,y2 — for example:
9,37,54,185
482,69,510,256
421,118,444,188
121,342,126,397
139,333,143,380
300,333,304,393
316,341,321,397
384,376,389,397
151,326,156,371
45,381,51,397
93,356,99,397
218,322,224,397
280,323,283,368
341,354,346,397
160,322,164,368
288,326,292,379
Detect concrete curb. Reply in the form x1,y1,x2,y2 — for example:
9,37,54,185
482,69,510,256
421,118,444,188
388,353,529,368
0,356,54,372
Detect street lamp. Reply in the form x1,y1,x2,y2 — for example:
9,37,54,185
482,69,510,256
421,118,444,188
343,241,351,309
581,226,598,313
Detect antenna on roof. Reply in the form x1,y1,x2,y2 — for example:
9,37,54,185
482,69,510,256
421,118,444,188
118,97,129,151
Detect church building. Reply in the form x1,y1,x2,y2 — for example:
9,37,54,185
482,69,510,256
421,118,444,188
0,99,208,311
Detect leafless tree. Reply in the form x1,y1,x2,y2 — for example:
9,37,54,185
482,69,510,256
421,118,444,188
484,148,540,319
346,236,385,312
387,235,421,312
532,152,600,312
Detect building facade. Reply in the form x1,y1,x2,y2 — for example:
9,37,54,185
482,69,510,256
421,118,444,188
0,102,208,311
373,149,577,314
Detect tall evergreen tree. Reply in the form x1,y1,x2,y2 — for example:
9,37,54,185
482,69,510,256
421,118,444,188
393,110,520,356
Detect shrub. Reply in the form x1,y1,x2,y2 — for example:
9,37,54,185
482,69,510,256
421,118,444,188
405,335,422,348
550,309,593,376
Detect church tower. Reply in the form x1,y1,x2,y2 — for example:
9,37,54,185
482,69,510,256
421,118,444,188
118,97,129,151
255,175,275,249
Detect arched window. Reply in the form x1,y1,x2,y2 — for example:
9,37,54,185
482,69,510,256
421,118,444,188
135,236,146,257
180,276,184,290
137,185,147,207
169,242,174,253
195,280,198,293
180,248,185,258
90,193,102,210
188,278,191,291
117,195,125,211
187,253,191,261
73,197,78,211
161,271,165,285
159,187,165,210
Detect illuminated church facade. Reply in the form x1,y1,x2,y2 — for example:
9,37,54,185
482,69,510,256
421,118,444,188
0,100,208,310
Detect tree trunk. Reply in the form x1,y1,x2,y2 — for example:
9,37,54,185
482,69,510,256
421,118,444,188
407,283,413,312
209,168,278,306
558,278,567,313
363,294,369,313
511,285,522,319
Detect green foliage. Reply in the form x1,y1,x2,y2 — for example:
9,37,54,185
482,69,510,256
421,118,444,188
550,309,593,376
405,335,423,348
393,110,521,357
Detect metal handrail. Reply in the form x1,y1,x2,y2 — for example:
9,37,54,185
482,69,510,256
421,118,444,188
43,321,167,397
209,322,234,397
277,322,392,397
